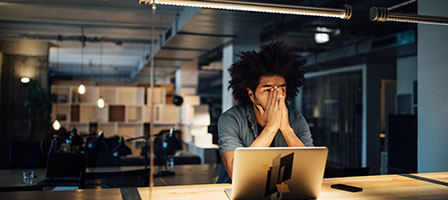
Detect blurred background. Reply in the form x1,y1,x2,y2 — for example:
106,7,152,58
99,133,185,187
0,0,447,191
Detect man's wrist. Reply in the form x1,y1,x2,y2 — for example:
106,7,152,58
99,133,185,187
280,125,293,133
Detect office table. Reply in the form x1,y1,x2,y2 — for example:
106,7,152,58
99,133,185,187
0,172,447,199
0,164,219,188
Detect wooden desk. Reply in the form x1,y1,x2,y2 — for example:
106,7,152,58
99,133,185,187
1,172,447,199
0,164,219,188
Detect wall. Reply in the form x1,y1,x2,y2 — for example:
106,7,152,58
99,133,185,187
417,0,448,172
366,53,396,174
0,40,49,168
222,33,259,112
396,56,417,95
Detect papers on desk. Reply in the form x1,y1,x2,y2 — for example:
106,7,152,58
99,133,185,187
52,186,79,191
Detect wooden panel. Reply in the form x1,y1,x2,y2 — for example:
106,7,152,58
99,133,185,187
146,87,165,105
70,105,80,122
117,124,143,138
126,106,143,122
79,86,100,104
157,105,180,123
51,85,71,103
109,105,125,122
99,123,117,136
52,104,70,122
143,106,157,122
79,105,108,122
118,87,144,105
100,87,118,105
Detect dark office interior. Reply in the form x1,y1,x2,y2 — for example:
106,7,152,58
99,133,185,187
0,0,447,199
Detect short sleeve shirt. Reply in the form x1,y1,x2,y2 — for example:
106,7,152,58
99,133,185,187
218,104,314,156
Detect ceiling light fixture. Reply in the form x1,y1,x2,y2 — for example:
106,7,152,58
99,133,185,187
20,77,30,84
53,42,61,131
315,33,330,43
97,42,105,109
370,6,448,26
78,26,87,95
139,0,352,19
52,119,61,131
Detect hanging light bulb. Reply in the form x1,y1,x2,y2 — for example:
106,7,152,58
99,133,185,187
52,120,61,131
97,96,105,108
78,83,86,95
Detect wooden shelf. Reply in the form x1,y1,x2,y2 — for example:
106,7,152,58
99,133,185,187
118,87,144,105
146,87,166,105
126,105,143,123
117,124,143,138
100,87,118,104
109,105,125,122
79,105,108,122
51,84,180,139
52,104,70,122
51,85,71,103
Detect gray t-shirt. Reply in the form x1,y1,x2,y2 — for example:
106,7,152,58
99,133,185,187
218,104,314,156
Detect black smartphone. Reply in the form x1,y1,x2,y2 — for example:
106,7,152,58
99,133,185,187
330,184,363,192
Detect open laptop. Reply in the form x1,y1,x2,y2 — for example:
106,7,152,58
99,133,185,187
39,153,86,186
225,147,328,200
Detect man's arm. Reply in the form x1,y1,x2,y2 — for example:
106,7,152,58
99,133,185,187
222,151,235,179
250,87,283,147
279,95,306,147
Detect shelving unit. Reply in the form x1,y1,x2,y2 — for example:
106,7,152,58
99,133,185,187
51,85,174,137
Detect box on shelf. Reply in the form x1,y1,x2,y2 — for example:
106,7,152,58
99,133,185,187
52,104,70,122
146,87,166,105
109,105,125,122
118,87,144,105
100,87,118,104
182,95,200,106
193,133,214,147
51,86,71,103
143,106,157,122
192,105,210,126
190,126,208,135
80,105,108,122
126,106,143,122
157,84,174,104
77,86,100,104
156,105,180,123
178,88,197,97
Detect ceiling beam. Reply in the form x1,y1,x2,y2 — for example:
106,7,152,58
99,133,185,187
130,7,201,80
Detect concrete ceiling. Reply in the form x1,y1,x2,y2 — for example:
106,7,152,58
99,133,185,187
0,0,417,82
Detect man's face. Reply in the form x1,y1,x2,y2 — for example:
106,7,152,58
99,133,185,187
247,75,286,111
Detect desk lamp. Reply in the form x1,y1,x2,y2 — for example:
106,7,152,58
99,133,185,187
112,136,149,169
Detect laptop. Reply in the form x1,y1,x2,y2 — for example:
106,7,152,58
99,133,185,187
39,153,86,186
225,147,328,200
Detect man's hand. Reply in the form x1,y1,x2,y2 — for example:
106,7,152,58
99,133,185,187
279,91,291,132
257,87,283,133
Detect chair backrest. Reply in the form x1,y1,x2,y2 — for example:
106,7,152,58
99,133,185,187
46,153,86,178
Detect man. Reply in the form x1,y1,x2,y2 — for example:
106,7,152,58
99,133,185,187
217,42,313,183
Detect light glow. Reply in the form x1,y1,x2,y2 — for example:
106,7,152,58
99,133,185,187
97,96,105,108
315,33,330,43
52,120,61,130
140,0,352,19
20,77,30,84
78,83,86,95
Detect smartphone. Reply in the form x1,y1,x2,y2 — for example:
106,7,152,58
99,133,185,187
330,184,363,192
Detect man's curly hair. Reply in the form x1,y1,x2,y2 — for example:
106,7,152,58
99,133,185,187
228,42,305,106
